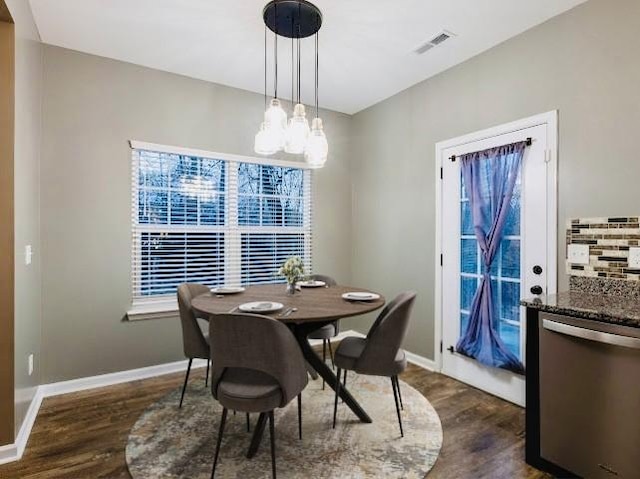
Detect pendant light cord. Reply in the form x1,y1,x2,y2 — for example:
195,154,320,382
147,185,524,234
274,2,278,99
315,31,319,118
264,25,267,110
291,19,294,105
297,2,301,105
297,34,301,104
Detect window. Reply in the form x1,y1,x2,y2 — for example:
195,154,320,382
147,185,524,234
130,144,312,309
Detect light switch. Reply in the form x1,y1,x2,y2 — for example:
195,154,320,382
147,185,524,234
567,244,590,265
25,245,32,265
629,247,640,269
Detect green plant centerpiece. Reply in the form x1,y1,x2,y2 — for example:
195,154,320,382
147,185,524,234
279,256,305,295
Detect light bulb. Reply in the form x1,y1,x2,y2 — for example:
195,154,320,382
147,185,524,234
285,103,310,154
304,117,328,168
264,98,287,129
254,121,278,155
264,98,287,151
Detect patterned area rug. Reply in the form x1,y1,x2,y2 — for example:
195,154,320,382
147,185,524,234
126,373,442,478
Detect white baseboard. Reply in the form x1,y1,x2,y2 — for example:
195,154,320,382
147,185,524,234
39,358,207,398
0,442,18,465
1,331,437,465
0,358,205,465
404,350,438,372
315,329,439,372
0,387,43,465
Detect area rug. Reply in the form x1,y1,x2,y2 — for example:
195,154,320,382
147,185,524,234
126,373,443,478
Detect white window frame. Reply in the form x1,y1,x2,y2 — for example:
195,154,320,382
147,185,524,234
127,140,313,321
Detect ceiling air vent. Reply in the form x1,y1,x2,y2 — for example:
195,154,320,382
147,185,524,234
413,30,456,55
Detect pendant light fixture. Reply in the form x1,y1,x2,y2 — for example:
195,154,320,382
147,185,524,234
255,0,328,167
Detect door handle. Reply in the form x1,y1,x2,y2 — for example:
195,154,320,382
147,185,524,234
543,319,640,350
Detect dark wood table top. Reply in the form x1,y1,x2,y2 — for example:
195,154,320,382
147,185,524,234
192,283,385,324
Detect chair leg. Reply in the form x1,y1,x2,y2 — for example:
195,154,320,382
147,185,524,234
322,340,326,390
394,376,404,410
333,368,341,429
297,394,302,440
210,407,228,479
179,358,193,408
246,413,251,433
268,411,277,479
391,377,404,438
327,339,335,369
205,359,210,387
342,370,347,403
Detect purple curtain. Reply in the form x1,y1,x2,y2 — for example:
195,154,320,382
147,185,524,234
455,141,526,374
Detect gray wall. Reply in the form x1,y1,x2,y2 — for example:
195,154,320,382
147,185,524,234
40,46,353,383
8,0,43,437
349,0,640,359
38,0,640,380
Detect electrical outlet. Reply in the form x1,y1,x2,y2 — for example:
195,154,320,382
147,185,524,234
629,247,640,269
25,245,32,265
567,244,590,265
28,354,34,376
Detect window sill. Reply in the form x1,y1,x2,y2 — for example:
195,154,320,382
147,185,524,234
127,300,179,321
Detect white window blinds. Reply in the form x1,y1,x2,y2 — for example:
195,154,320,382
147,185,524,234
131,146,312,305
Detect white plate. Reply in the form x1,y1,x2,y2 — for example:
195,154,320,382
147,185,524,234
238,301,284,313
211,286,246,295
342,292,380,301
297,280,326,288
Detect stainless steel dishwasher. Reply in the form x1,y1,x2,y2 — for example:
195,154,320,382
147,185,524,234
539,312,640,478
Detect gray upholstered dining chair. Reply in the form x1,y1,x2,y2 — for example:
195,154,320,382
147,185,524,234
209,313,309,479
306,274,339,388
177,283,211,408
332,291,417,437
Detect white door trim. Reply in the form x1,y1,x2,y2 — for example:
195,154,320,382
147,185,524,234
434,111,558,373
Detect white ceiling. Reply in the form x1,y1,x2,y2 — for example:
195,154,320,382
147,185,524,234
29,0,587,114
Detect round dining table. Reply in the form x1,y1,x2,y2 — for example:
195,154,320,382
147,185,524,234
192,283,385,457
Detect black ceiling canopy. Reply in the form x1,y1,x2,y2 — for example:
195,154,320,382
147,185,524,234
262,0,323,39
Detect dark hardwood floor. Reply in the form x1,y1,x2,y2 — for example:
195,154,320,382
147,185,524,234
0,363,549,478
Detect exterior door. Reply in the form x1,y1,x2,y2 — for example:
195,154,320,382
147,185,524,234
438,113,557,406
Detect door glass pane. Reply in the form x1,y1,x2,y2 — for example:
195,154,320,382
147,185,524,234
500,282,521,323
501,240,520,279
461,239,477,274
499,321,520,359
460,276,477,313
460,312,470,336
461,201,474,235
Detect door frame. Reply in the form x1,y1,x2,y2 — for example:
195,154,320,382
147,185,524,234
433,111,558,378
0,14,14,446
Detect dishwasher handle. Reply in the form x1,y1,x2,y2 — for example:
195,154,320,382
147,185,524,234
543,319,640,350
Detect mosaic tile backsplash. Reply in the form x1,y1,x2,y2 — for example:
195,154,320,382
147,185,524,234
566,216,640,281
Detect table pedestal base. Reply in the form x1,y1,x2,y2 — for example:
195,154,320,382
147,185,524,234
246,321,371,458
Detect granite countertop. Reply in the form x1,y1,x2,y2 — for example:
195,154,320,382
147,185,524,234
521,291,640,329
